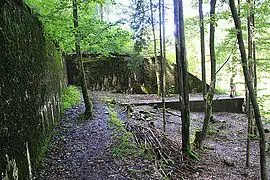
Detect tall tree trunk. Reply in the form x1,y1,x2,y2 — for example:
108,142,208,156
150,0,161,96
195,0,217,148
73,0,93,119
252,0,257,98
251,0,257,136
246,0,254,168
173,0,182,99
176,0,198,159
229,1,268,179
162,0,166,93
162,0,166,133
199,0,207,101
159,0,166,133
194,0,207,148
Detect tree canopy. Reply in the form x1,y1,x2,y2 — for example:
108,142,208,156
25,0,134,55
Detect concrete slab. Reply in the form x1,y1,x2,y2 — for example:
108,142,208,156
121,95,244,113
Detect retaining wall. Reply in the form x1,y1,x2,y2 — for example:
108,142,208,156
65,54,207,94
0,1,65,179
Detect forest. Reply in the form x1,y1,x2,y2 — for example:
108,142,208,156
0,0,270,179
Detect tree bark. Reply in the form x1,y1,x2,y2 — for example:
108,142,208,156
251,0,257,136
162,0,166,134
173,0,182,98
229,0,268,179
194,0,207,148
162,0,167,92
195,0,217,148
199,0,207,100
252,0,257,99
149,0,161,96
73,0,93,119
246,0,254,168
159,0,166,133
177,0,195,158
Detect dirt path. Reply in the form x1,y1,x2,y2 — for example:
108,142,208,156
35,97,115,179
94,91,270,180
34,93,159,180
34,91,270,179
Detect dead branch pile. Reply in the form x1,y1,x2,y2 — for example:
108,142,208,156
122,104,200,178
126,121,199,178
127,122,182,162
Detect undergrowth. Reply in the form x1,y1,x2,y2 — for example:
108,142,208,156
36,130,56,167
108,105,137,158
107,101,152,160
106,97,182,179
61,85,81,113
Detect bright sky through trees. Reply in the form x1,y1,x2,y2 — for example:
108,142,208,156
108,0,209,36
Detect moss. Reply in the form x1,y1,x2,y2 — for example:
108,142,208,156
108,109,137,158
111,137,137,158
35,130,55,167
108,107,149,160
109,110,124,131
0,1,65,179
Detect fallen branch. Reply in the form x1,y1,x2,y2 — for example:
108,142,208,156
166,109,181,117
126,121,198,178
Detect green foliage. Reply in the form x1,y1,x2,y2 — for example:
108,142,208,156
36,130,55,167
108,108,137,158
25,0,134,55
258,95,270,118
111,135,137,158
140,85,150,94
108,105,153,161
139,144,153,160
109,111,124,129
167,85,175,95
215,86,229,95
265,120,270,124
130,0,152,53
61,85,81,112
207,126,228,136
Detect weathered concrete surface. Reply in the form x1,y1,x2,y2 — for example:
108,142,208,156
121,95,244,113
0,1,65,179
65,54,209,94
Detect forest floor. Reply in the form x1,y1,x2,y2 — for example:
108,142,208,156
34,91,270,180
34,92,161,180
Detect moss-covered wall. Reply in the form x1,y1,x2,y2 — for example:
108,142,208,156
83,56,130,92
65,54,131,92
0,1,65,179
66,54,207,94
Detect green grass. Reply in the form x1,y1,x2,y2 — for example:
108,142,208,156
108,105,153,160
111,136,137,158
61,85,81,113
109,110,137,158
35,131,55,166
108,107,136,158
109,111,124,129
207,128,228,136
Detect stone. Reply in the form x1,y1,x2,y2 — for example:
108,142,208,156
223,157,234,167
